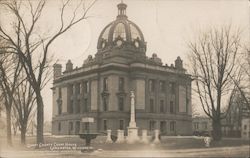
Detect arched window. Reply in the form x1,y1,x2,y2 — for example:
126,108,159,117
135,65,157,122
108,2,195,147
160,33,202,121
113,23,126,40
102,24,112,40
130,24,141,40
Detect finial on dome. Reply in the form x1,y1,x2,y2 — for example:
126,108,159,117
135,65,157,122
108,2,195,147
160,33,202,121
117,1,127,19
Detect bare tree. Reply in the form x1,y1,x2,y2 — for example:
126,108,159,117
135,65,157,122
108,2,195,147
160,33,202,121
0,52,22,146
0,0,96,145
11,106,19,136
188,25,242,141
13,71,36,144
27,110,36,136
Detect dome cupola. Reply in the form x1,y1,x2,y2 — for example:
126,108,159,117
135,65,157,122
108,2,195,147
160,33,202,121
97,2,146,54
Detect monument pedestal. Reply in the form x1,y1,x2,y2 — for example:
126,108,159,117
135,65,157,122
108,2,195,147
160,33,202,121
153,129,160,144
106,130,113,143
116,130,125,143
127,127,139,144
141,130,149,144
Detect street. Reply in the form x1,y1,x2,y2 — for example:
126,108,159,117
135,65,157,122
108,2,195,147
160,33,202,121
1,145,249,158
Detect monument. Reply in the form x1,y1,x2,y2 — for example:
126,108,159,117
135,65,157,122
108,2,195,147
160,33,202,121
106,130,113,143
141,130,149,144
116,130,125,143
153,129,160,144
127,91,139,144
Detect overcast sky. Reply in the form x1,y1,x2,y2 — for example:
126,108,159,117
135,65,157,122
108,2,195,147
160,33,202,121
43,0,249,121
2,0,249,121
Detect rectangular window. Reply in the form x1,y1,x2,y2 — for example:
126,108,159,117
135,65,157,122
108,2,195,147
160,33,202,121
69,84,74,95
118,97,124,111
160,100,164,113
119,77,125,91
103,77,108,91
159,81,165,92
149,79,155,92
69,122,73,131
170,101,174,114
83,98,88,112
84,122,90,132
170,121,175,131
58,103,62,115
149,120,155,131
69,99,73,113
186,98,189,112
160,121,167,133
58,88,62,115
194,122,199,130
75,121,80,134
150,99,154,113
72,84,75,95
58,87,62,98
169,82,175,94
103,120,108,131
186,86,189,112
103,97,108,111
83,81,89,93
76,99,80,113
75,83,80,94
79,83,82,94
58,122,61,131
119,120,124,130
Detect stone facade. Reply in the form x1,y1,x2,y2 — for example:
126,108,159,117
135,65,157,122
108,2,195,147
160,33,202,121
52,2,192,136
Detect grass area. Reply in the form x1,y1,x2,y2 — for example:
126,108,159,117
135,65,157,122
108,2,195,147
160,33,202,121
1,135,249,151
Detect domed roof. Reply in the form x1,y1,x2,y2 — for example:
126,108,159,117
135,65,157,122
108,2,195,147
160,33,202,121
97,2,146,53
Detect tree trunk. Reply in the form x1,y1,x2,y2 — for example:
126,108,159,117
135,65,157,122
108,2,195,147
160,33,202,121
36,91,44,145
21,126,26,144
6,109,12,146
212,118,222,141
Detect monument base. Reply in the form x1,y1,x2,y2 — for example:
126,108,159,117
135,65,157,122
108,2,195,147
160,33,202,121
127,127,139,144
141,130,149,144
116,130,125,143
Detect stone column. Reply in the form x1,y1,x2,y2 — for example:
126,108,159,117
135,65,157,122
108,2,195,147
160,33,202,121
129,91,136,128
141,130,149,144
153,129,160,144
116,130,125,143
106,130,112,143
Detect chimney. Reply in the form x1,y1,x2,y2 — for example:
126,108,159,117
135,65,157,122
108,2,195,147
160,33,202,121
66,60,73,72
53,63,62,80
175,56,183,69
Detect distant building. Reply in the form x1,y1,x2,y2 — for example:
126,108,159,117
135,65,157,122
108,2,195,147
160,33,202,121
192,89,250,137
241,118,250,139
52,2,192,136
192,116,212,135
221,91,250,137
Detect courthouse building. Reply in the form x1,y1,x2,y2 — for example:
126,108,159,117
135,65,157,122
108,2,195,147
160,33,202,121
52,2,192,136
